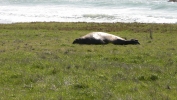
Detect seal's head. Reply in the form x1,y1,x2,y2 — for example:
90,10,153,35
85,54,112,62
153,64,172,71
72,38,80,44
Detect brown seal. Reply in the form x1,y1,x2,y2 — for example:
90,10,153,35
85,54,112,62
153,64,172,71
73,32,140,45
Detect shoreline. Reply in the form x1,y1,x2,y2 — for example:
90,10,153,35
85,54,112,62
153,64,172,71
1,21,177,25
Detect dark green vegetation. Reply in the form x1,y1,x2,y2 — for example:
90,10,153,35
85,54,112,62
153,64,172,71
0,22,177,99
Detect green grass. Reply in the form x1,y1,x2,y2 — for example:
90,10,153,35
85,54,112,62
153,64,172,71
0,22,177,100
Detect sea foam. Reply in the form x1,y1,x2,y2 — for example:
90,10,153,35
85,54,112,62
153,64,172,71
0,0,177,23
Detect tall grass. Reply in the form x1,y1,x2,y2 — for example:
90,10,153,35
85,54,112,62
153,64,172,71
0,22,177,99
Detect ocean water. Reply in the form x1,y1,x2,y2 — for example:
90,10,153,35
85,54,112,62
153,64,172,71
1,0,177,23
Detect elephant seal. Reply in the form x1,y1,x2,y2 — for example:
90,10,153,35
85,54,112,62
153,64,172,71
73,32,140,45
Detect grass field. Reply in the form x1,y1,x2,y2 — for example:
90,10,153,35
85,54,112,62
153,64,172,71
0,22,177,99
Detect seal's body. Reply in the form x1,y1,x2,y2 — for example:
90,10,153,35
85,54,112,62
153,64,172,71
73,32,140,45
